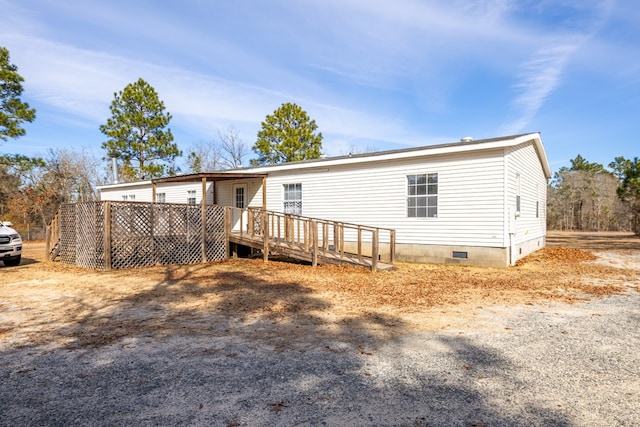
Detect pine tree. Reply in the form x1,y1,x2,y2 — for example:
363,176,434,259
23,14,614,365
0,47,36,142
252,102,322,166
100,78,180,179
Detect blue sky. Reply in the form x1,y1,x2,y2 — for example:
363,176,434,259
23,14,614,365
1,0,638,175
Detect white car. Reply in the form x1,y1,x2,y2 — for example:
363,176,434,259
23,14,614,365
0,221,22,266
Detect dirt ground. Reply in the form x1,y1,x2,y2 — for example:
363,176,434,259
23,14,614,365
1,232,639,426
1,231,638,350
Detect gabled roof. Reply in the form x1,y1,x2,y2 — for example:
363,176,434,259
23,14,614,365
98,132,551,190
240,132,551,178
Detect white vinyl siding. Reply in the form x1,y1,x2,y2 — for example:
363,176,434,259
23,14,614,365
506,142,548,246
98,134,549,255
215,180,263,208
100,181,214,205
260,149,507,247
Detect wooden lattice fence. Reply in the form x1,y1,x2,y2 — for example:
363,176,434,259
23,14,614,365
57,201,227,270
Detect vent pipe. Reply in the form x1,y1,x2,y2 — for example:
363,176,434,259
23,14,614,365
110,156,119,184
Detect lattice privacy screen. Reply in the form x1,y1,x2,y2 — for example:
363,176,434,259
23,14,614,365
57,201,227,270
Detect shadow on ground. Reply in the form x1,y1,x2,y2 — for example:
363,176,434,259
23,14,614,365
0,262,573,426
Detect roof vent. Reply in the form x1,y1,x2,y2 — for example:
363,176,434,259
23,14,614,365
460,136,473,142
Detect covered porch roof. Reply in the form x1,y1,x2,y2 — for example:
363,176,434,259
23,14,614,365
151,172,268,208
151,172,267,184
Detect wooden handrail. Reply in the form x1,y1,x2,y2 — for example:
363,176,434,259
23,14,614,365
229,206,396,268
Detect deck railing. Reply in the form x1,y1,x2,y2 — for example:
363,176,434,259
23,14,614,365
226,206,395,270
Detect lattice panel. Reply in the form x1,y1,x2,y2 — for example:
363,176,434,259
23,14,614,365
56,201,228,270
252,209,264,236
74,202,105,269
58,203,77,265
110,202,156,269
206,205,227,261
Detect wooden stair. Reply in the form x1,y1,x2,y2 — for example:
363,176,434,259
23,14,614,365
45,208,62,261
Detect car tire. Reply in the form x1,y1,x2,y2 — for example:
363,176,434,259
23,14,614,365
3,256,21,267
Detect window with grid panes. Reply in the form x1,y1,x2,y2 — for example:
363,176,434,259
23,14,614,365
407,173,437,218
187,190,196,204
283,183,302,215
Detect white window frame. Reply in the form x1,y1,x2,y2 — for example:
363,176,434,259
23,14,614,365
187,190,196,205
283,183,302,215
156,192,166,203
407,173,438,218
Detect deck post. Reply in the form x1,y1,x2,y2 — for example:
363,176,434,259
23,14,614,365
390,229,396,264
311,220,318,267
322,223,328,252
262,176,267,211
104,201,112,271
201,177,207,263
224,206,231,259
357,227,362,262
262,210,269,262
371,228,379,272
248,209,254,238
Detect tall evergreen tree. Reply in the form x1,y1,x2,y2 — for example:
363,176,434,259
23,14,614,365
100,78,180,179
252,102,322,166
0,47,36,142
616,157,640,234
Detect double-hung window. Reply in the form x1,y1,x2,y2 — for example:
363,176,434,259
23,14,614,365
156,192,166,203
187,190,196,204
407,173,438,218
283,183,302,215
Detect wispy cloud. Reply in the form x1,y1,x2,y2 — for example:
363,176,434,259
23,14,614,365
500,0,615,134
500,41,578,135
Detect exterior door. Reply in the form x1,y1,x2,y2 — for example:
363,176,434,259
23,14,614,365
232,184,247,232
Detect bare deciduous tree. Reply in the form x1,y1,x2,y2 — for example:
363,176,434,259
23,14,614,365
185,125,248,173
218,125,248,169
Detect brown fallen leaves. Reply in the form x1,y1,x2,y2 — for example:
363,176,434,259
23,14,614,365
2,242,638,349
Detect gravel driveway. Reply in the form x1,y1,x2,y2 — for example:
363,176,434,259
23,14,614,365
1,237,639,426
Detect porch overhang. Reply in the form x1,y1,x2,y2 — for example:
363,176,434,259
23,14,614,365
150,172,268,210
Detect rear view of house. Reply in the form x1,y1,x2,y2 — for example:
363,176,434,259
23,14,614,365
99,132,551,267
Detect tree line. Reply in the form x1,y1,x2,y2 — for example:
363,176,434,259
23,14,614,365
2,45,638,237
1,46,324,237
547,154,640,234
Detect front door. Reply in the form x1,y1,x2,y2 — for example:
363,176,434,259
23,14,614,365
232,184,247,232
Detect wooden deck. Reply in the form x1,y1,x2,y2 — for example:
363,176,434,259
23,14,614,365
45,203,396,272
227,207,395,272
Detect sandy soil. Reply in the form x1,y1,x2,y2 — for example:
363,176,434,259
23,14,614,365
1,233,638,350
1,233,639,426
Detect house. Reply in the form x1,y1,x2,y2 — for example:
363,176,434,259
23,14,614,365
98,132,551,267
